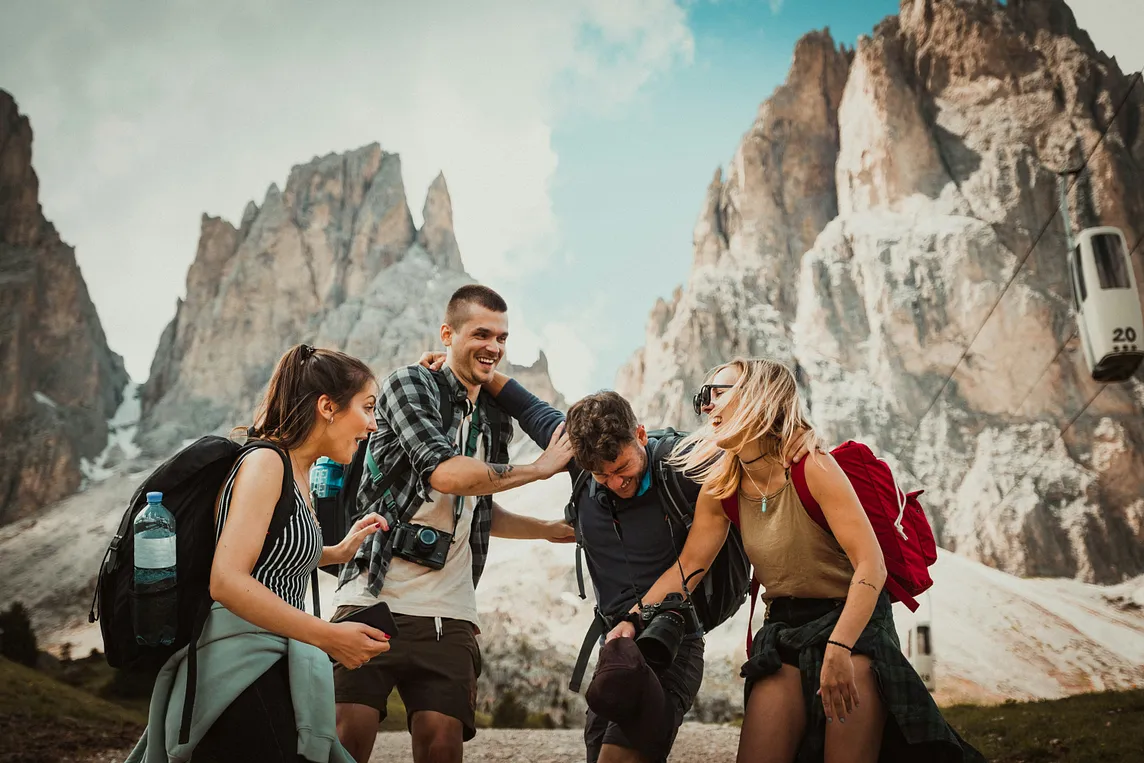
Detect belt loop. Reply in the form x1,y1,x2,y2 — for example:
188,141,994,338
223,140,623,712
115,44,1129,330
434,616,443,641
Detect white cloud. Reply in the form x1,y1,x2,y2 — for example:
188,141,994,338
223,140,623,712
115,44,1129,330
0,0,693,381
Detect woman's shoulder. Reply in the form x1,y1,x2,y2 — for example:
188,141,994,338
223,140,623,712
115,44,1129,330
799,451,845,491
227,445,288,495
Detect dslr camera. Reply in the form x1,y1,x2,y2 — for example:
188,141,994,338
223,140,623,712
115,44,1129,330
635,592,702,671
390,522,453,570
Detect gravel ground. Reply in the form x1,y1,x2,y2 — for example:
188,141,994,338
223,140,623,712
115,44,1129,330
75,724,741,762
367,724,741,762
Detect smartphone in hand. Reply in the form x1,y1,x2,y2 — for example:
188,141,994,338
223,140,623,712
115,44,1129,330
340,601,400,639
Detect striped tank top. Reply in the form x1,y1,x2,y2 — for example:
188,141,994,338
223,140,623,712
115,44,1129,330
215,449,323,611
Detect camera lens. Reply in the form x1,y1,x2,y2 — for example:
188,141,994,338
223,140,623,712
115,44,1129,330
636,610,687,671
415,527,439,551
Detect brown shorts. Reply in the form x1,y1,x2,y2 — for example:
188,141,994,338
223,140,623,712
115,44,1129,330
332,606,483,741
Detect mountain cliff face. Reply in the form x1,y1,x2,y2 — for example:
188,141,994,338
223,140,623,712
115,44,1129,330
139,144,561,453
0,90,128,525
618,0,1144,583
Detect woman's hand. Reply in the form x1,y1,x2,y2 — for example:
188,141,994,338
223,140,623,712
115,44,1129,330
320,620,390,669
333,512,388,564
418,351,447,371
819,643,859,723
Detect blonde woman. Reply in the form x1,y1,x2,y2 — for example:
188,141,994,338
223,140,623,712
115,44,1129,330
646,358,982,763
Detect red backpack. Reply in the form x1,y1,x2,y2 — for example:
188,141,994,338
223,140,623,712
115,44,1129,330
723,440,937,655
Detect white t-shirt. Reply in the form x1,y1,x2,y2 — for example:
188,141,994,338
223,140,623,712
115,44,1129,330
334,411,483,628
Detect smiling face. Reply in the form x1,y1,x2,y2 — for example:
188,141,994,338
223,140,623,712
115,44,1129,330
706,365,741,431
318,380,379,464
590,427,649,499
443,304,508,390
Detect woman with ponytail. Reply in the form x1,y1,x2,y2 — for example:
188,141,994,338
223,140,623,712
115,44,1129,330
661,358,982,763
188,344,392,762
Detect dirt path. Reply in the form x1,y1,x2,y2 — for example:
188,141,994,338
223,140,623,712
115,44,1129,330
368,724,741,762
76,724,741,762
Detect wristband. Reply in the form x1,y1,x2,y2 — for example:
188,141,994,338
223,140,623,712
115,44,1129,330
826,639,853,652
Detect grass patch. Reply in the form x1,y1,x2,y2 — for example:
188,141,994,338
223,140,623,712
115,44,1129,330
724,689,1144,761
0,656,145,763
943,689,1144,763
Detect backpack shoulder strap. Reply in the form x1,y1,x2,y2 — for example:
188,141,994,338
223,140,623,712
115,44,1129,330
567,470,593,600
430,369,456,433
722,494,741,528
239,441,300,568
791,458,827,531
649,433,694,529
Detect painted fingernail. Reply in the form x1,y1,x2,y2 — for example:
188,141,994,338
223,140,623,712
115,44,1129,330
826,717,833,723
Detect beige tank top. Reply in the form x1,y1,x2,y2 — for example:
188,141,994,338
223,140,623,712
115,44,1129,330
739,477,854,603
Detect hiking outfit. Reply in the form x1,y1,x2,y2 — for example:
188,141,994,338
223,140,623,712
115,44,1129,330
496,379,708,763
735,477,985,762
122,447,350,763
332,364,511,740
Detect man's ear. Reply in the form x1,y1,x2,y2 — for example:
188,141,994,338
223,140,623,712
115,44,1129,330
440,322,453,347
636,424,648,446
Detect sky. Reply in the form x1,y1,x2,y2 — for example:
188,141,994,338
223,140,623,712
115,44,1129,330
0,0,1137,401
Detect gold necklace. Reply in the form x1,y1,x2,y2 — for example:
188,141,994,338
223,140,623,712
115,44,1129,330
742,459,777,513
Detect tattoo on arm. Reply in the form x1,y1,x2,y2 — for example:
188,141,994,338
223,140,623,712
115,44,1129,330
851,578,880,592
487,463,515,482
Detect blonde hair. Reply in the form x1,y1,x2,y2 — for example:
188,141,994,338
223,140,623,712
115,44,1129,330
671,357,817,500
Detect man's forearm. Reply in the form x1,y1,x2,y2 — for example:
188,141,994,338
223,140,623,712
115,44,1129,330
429,455,548,496
490,502,554,540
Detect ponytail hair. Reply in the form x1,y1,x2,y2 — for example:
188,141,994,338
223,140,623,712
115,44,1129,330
238,344,375,450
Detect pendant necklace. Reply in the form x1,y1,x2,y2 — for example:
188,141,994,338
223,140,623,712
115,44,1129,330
743,458,776,513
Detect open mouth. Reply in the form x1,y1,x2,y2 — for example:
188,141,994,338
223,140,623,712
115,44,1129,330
711,415,723,427
476,356,497,370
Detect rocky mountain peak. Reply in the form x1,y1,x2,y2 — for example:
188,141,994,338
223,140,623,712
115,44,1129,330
0,91,49,249
0,90,129,524
619,3,1144,584
139,144,560,453
417,172,464,272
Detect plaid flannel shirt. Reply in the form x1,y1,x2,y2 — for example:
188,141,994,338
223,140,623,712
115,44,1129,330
336,364,513,596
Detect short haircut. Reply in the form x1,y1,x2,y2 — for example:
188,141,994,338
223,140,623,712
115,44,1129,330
565,391,640,473
445,284,508,330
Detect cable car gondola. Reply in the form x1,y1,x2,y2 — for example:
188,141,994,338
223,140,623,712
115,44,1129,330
1068,226,1143,383
905,621,936,692
1057,167,1144,383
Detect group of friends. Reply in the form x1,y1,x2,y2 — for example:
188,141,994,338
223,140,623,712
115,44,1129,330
135,284,985,763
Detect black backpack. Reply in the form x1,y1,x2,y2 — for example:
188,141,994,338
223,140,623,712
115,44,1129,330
88,436,310,743
565,428,751,691
314,368,509,576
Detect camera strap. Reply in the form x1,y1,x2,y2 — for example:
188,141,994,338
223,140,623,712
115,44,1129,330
450,401,482,534
601,490,646,613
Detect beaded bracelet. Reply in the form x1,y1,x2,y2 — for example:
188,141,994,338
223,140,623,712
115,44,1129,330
826,639,854,652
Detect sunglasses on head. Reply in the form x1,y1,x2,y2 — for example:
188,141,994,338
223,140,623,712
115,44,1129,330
692,384,734,416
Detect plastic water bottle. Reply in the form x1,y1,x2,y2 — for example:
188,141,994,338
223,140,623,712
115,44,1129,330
133,491,177,646
311,457,345,499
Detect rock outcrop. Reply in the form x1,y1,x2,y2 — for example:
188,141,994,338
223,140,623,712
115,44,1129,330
139,144,561,452
618,0,1144,583
0,90,128,525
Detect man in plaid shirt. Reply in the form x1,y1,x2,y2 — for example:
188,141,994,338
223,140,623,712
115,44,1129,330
333,284,575,763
